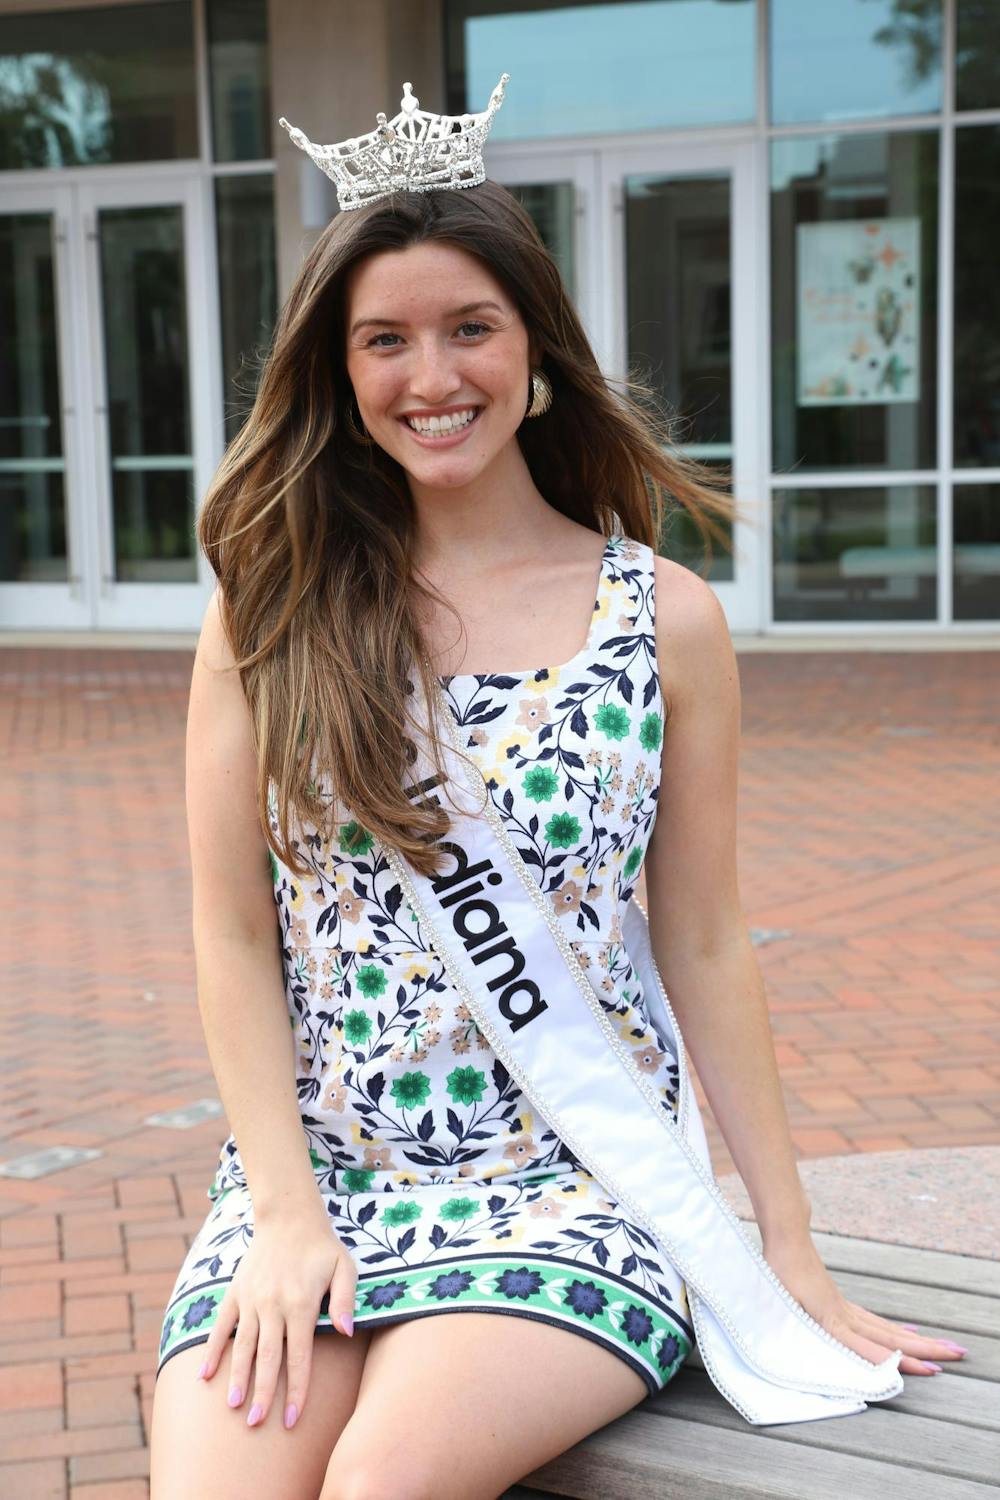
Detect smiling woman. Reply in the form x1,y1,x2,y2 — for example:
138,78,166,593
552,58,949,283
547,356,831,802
148,123,958,1500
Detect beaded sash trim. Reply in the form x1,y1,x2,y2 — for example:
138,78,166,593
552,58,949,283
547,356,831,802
385,671,905,1426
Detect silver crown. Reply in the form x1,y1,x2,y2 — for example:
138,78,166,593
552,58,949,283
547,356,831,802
278,73,510,213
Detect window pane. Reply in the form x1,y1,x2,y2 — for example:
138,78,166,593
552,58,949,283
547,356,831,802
956,0,1000,111
0,212,67,581
502,182,576,300
773,485,936,622
954,126,1000,468
215,175,277,443
771,131,938,473
953,484,1000,621
448,0,755,137
207,0,271,162
97,206,197,582
0,3,196,169
626,172,733,582
770,0,942,126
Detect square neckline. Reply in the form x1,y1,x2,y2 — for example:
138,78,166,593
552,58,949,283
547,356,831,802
436,535,617,683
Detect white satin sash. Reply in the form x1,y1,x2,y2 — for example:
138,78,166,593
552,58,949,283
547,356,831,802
383,673,905,1426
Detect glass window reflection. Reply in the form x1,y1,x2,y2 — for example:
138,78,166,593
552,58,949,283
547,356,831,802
0,213,67,582
207,0,271,162
448,0,755,137
773,485,936,622
215,175,278,443
0,3,196,169
953,484,1000,622
770,0,942,126
954,126,1000,468
771,131,938,474
956,0,1000,111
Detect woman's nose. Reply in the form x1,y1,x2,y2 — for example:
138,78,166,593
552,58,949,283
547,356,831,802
408,341,463,401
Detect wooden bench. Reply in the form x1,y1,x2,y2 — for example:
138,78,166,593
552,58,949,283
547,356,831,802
502,1226,1000,1498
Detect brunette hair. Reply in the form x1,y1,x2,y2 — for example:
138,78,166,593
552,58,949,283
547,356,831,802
198,179,740,878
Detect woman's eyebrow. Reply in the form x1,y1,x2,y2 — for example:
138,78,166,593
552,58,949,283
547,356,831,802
349,300,505,336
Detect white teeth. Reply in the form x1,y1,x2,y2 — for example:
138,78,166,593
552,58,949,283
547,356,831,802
405,408,478,434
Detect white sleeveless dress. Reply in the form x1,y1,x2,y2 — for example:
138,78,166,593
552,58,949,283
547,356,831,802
157,533,693,1394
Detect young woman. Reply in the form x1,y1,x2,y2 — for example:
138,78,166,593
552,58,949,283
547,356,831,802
149,157,964,1499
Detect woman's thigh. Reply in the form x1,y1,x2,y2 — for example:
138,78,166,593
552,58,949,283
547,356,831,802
149,1325,373,1500
319,1310,652,1500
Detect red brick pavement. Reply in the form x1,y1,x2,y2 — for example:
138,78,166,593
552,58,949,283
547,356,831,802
0,644,998,1496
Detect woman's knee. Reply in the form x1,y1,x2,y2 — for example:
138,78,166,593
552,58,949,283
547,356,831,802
150,1329,370,1500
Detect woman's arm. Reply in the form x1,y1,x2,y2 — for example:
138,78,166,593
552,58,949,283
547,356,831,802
639,557,966,1377
186,588,327,1228
641,557,811,1247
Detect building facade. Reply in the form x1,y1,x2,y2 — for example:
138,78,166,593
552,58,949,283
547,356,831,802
1,0,998,635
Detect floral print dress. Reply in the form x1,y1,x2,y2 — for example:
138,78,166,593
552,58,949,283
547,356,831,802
157,533,694,1394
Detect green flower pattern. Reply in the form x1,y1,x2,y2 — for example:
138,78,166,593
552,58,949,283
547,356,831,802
157,536,690,1395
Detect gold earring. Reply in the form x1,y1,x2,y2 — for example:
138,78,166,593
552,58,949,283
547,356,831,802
345,397,373,444
525,367,553,419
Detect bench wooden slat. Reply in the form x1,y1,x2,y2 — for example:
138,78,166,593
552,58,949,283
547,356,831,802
809,1230,1000,1298
512,1406,1000,1498
644,1368,1000,1483
830,1269,1000,1339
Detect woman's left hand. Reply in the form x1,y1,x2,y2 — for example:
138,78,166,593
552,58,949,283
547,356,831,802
762,1234,968,1376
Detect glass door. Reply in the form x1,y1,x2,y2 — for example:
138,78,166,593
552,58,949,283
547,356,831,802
486,150,609,378
0,184,90,628
0,174,218,633
78,175,217,630
602,140,762,630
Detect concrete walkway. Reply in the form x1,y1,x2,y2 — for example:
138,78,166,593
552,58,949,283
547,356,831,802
0,643,998,1497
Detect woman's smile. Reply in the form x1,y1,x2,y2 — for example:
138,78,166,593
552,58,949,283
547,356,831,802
398,405,485,446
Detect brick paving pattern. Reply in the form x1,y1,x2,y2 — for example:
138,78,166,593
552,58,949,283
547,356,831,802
0,644,998,1496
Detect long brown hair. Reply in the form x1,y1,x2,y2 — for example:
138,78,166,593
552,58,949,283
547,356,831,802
198,179,741,878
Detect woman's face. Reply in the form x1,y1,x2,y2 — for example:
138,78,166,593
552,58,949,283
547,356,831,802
343,239,537,492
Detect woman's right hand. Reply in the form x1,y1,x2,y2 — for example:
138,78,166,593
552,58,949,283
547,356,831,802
195,1204,358,1432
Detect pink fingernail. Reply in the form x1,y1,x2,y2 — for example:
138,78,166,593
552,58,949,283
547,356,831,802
901,1323,919,1331
196,1360,209,1380
944,1342,968,1354
340,1313,354,1336
247,1402,263,1426
227,1384,242,1407
924,1362,943,1373
284,1402,298,1429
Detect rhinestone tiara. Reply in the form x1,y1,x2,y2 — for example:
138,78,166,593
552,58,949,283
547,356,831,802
278,73,510,214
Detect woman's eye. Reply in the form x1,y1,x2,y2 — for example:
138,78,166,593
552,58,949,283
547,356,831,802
367,321,490,349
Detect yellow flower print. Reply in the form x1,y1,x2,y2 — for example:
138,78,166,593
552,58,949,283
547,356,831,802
403,958,431,982
393,1171,419,1186
481,730,526,787
521,670,553,697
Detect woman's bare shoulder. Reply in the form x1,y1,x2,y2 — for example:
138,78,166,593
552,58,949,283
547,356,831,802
650,552,737,719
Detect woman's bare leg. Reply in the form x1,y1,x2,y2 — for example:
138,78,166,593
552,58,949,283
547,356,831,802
149,1325,373,1500
318,1311,652,1500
